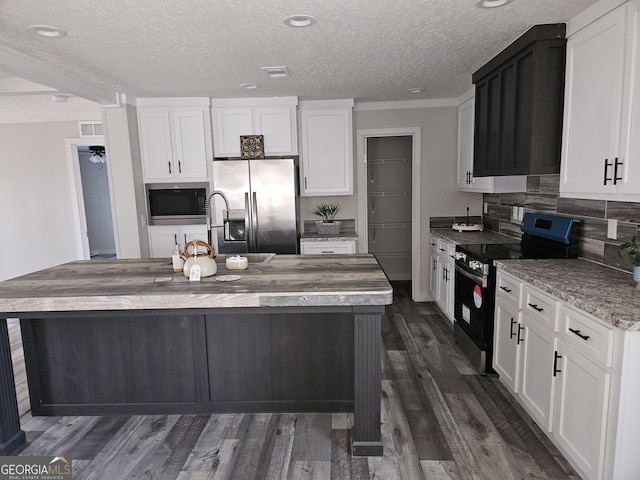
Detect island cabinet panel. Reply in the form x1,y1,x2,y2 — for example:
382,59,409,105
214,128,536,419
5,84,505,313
206,311,354,410
21,314,209,415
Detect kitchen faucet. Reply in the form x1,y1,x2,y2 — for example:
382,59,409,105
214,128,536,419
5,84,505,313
205,190,230,245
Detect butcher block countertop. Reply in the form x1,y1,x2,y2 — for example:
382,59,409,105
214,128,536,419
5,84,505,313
0,254,393,314
496,258,640,331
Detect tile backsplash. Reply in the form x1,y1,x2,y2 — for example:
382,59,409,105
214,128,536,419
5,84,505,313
483,175,640,272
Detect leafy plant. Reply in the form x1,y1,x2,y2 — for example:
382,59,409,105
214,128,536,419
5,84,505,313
312,203,341,223
618,236,640,266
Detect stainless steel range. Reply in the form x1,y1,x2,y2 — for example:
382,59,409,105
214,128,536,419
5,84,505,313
453,213,581,375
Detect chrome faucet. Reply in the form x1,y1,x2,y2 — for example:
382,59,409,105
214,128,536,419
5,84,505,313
205,190,230,244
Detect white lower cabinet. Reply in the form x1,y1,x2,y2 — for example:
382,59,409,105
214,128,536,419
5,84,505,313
149,225,208,258
493,268,633,480
300,240,356,255
430,237,455,322
519,312,558,432
553,340,611,480
493,299,522,393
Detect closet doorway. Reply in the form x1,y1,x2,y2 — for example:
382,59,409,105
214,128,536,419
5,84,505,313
357,128,422,300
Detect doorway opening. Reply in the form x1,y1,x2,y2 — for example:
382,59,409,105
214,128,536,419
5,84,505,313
77,145,116,259
66,138,116,260
357,128,422,300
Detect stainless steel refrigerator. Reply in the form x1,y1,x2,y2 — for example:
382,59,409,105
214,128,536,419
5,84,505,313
211,157,299,254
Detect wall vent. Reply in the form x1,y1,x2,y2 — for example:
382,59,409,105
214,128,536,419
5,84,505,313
79,122,104,137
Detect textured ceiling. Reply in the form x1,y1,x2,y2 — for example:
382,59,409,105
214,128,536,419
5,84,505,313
0,0,598,104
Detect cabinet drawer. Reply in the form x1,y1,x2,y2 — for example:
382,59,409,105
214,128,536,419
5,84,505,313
560,304,615,367
300,241,355,255
496,271,522,307
523,285,558,331
436,239,450,258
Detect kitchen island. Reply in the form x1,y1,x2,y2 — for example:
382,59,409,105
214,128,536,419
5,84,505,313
0,254,392,456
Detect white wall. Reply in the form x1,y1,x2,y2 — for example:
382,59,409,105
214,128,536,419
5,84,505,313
354,105,483,298
0,122,85,281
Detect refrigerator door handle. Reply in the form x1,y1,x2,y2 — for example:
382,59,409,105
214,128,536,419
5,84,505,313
244,192,253,251
252,192,259,251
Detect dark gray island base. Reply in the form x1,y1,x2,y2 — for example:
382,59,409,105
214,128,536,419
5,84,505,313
0,255,392,456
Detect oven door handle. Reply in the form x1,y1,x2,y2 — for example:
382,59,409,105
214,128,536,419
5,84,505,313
455,264,487,288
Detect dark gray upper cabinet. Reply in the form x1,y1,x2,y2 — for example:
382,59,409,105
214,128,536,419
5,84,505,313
473,24,567,177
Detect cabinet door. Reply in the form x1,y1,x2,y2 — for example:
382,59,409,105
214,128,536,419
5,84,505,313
436,259,450,312
182,225,208,247
149,227,180,258
618,1,640,196
300,108,353,195
560,6,627,196
212,108,253,157
457,98,494,191
494,299,522,393
519,315,557,432
253,107,297,155
429,255,439,301
139,110,174,180
172,110,209,179
553,342,610,480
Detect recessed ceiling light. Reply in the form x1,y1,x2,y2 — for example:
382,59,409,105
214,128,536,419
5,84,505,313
261,66,290,78
476,0,512,8
284,15,317,28
406,88,423,94
28,25,67,38
239,83,260,90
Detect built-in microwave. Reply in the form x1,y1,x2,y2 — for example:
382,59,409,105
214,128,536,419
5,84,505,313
146,183,208,225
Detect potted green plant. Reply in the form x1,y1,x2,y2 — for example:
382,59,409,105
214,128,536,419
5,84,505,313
618,236,640,288
312,203,342,234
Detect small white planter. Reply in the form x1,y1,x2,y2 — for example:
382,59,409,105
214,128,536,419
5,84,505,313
316,221,341,235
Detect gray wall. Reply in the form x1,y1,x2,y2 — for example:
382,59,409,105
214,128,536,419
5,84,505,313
0,121,86,281
483,174,640,272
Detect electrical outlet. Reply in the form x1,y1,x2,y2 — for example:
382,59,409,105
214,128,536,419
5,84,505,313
511,206,518,221
483,202,488,214
517,206,524,221
607,219,618,239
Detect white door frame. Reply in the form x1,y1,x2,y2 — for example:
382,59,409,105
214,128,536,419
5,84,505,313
65,136,116,260
356,127,422,301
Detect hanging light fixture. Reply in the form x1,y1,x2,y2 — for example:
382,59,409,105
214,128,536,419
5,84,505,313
88,146,106,164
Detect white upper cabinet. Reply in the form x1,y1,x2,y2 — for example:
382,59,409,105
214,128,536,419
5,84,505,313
456,94,526,193
211,97,298,157
299,99,354,196
560,0,640,201
137,99,211,182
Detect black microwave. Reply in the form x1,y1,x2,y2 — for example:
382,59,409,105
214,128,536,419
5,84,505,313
146,183,208,225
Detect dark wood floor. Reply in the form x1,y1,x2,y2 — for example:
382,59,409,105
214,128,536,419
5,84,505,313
6,282,579,479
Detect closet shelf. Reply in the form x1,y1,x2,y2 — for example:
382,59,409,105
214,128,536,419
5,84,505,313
367,191,411,197
367,157,409,164
368,222,411,228
372,252,412,258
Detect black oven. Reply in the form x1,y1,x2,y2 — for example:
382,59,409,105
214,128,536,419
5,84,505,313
146,183,208,225
454,252,498,375
452,213,581,375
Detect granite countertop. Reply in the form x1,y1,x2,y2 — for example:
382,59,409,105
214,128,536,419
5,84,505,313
0,255,392,314
430,228,518,245
496,258,640,331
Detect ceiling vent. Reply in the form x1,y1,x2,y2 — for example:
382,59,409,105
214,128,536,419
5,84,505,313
79,122,104,137
261,66,290,78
